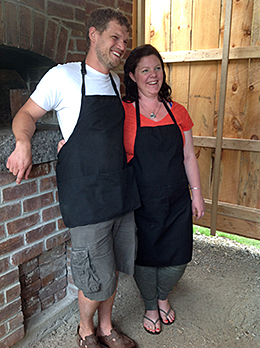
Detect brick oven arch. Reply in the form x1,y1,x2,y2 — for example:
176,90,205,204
0,1,71,64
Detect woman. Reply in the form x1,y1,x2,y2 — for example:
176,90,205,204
122,44,205,334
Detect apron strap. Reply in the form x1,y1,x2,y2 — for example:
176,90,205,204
109,73,120,98
162,99,178,125
135,97,141,128
79,60,87,117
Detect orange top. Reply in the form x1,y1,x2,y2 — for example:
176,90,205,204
123,101,194,162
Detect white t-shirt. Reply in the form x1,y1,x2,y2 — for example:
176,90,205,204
31,62,121,141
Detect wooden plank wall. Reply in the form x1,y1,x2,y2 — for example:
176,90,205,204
144,0,260,240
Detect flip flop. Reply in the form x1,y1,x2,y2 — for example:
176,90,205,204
159,308,175,325
143,316,161,335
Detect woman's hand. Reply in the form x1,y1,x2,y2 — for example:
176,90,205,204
191,193,205,220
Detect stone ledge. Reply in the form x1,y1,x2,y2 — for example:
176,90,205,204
0,125,62,172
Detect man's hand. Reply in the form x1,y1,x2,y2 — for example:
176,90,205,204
6,141,33,184
57,139,66,154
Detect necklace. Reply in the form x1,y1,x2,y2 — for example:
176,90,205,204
140,99,162,119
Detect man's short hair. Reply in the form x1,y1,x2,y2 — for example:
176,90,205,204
86,8,131,52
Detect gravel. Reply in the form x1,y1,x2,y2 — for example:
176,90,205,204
27,232,260,348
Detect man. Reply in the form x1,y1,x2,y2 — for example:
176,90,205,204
6,8,140,348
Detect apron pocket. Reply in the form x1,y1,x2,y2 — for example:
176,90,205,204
57,168,131,227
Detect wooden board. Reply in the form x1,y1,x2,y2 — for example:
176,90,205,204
169,0,192,107
189,0,222,200
142,0,260,240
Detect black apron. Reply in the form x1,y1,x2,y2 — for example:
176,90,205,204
131,98,192,267
56,61,140,228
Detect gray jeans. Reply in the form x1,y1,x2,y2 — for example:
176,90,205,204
134,264,187,310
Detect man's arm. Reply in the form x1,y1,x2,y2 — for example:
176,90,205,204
6,98,47,184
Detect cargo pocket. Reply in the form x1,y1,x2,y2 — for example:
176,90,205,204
71,249,101,293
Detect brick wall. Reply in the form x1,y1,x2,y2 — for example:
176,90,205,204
0,162,72,347
0,1,133,346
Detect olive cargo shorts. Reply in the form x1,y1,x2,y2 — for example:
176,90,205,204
70,212,137,301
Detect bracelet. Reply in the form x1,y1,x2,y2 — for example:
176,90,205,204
190,187,200,190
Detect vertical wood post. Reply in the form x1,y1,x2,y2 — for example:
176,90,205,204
210,0,233,235
136,0,146,46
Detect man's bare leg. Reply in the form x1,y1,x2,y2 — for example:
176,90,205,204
78,290,100,337
78,273,118,338
96,286,117,336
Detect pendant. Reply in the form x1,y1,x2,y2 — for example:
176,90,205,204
150,112,156,119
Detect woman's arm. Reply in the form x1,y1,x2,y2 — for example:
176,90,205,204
183,129,205,220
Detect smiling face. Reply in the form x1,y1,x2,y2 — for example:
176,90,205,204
92,20,129,73
129,54,164,99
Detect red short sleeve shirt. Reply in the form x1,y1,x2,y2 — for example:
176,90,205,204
123,101,194,162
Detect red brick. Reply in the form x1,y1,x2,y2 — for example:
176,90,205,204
46,230,70,250
20,267,40,287
0,224,5,239
97,0,117,8
40,254,66,280
0,322,7,339
118,0,133,14
61,20,85,37
0,203,21,222
7,213,40,235
0,293,4,307
23,192,54,213
22,293,39,308
41,273,54,287
75,8,86,22
21,278,41,299
29,163,52,179
39,276,67,300
6,284,21,303
12,242,44,266
22,295,41,320
9,312,24,331
41,294,54,310
0,257,10,274
63,0,86,6
3,181,37,202
19,257,38,276
58,218,66,230
0,326,25,348
55,26,69,63
85,3,101,15
48,1,74,19
0,298,21,322
77,38,87,52
44,20,58,59
68,38,74,51
39,244,65,265
0,171,16,186
66,52,86,62
54,287,66,302
20,5,32,49
55,190,59,202
42,205,61,221
40,176,57,192
20,0,44,11
5,1,18,46
26,222,56,244
0,235,24,257
0,269,19,291
23,299,42,320
33,11,45,55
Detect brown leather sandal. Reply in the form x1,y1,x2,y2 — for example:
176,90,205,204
77,326,102,348
97,328,137,348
